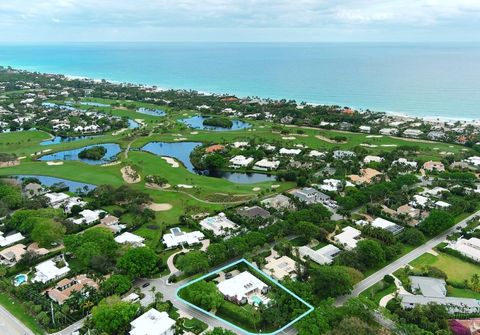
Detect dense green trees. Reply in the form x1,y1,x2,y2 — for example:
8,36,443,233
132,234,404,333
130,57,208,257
180,280,223,311
100,274,132,296
419,210,454,236
90,296,138,334
401,228,426,246
205,328,236,335
355,240,385,268
78,146,107,160
310,266,353,299
177,250,209,275
203,117,233,128
117,247,159,279
31,220,65,247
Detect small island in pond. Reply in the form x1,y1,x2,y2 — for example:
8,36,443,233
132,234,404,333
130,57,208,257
202,117,233,129
78,146,107,160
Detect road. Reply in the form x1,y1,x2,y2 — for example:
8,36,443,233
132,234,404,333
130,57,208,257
335,209,480,306
0,305,34,335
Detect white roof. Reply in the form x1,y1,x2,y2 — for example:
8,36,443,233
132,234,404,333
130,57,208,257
115,232,145,247
130,309,175,335
217,271,268,302
435,201,451,208
229,155,254,167
254,159,280,169
298,245,340,265
0,232,25,247
334,226,361,250
448,237,480,262
309,150,325,157
45,192,70,206
162,228,204,248
199,213,237,236
364,155,384,163
372,217,397,229
393,158,417,168
411,194,429,207
279,148,301,155
264,255,297,280
33,259,70,283
70,209,103,225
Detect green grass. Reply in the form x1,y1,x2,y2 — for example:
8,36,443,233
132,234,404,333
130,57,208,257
0,292,45,335
447,286,480,299
410,251,480,285
360,280,396,305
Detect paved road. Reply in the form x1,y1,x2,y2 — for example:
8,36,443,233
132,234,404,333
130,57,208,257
0,305,35,335
335,209,480,306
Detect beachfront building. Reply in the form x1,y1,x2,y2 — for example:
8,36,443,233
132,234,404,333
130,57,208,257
0,244,26,266
217,271,269,306
162,227,204,249
298,244,341,265
47,274,98,305
253,158,280,171
334,226,362,250
447,237,480,262
33,258,71,284
199,213,237,236
261,194,294,210
0,232,25,248
114,232,145,248
229,155,254,168
129,309,176,335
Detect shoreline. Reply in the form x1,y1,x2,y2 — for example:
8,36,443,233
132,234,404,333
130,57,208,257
3,64,478,123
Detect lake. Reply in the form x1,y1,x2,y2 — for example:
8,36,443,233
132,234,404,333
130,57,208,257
40,135,99,146
7,174,96,192
179,115,251,131
137,107,166,116
38,143,122,165
140,141,275,183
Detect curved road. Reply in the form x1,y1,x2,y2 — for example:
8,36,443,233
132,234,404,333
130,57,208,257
335,209,480,306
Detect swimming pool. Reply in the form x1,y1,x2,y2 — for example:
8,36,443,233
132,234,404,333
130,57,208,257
13,274,28,286
251,295,263,305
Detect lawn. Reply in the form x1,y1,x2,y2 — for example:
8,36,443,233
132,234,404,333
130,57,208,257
0,292,45,335
410,251,480,285
360,279,396,305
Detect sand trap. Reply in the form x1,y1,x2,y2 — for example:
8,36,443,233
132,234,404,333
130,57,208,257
147,202,173,211
252,187,261,191
190,131,199,135
174,137,188,141
381,144,397,147
121,166,141,184
112,128,127,135
102,161,121,166
0,160,20,168
315,135,345,144
282,136,296,140
161,156,179,168
360,144,378,148
366,135,383,138
18,156,26,160
271,184,280,189
46,161,63,166
177,184,193,189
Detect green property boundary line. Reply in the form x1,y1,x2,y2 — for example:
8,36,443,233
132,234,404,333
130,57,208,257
176,258,314,335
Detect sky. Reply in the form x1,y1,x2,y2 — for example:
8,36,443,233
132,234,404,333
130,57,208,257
1,0,480,42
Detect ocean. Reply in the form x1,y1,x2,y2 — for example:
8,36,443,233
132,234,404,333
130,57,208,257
1,42,479,120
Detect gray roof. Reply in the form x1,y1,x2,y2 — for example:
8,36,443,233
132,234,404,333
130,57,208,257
236,206,271,219
410,276,446,298
400,294,480,313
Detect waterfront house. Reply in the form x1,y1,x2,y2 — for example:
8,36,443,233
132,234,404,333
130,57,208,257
229,155,254,168
45,192,70,208
253,158,280,171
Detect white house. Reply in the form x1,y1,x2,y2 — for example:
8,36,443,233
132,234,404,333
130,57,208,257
359,125,371,133
45,192,70,208
309,150,326,158
379,128,398,136
217,271,269,305
129,309,175,335
33,259,71,284
447,237,480,262
403,129,424,138
409,195,430,208
392,158,418,169
63,197,87,213
364,155,384,164
298,244,341,265
0,232,25,248
370,218,404,235
114,232,145,247
199,213,237,236
162,227,204,249
334,226,362,250
69,209,104,225
229,155,254,168
253,159,280,171
279,148,301,155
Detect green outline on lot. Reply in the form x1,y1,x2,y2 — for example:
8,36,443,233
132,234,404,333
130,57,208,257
176,258,314,335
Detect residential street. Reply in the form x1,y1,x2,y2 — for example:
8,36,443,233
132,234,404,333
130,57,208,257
0,305,34,335
335,209,480,306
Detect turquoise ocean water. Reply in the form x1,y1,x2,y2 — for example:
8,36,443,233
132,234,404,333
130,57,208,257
0,43,479,119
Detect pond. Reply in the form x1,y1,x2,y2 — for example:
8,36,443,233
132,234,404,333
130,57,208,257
38,143,122,165
40,135,99,146
128,119,140,129
79,101,110,107
140,141,275,184
178,115,251,131
7,174,96,192
137,107,166,116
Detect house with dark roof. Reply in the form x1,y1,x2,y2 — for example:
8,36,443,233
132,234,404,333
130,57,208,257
236,206,271,219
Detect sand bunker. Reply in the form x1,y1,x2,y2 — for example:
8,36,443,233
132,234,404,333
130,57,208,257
46,161,64,166
147,203,173,211
161,156,179,168
174,137,188,141
177,184,193,189
102,161,121,167
252,187,261,191
121,166,141,184
282,136,296,140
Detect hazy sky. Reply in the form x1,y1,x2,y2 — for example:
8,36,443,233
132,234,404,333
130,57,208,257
1,0,480,42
